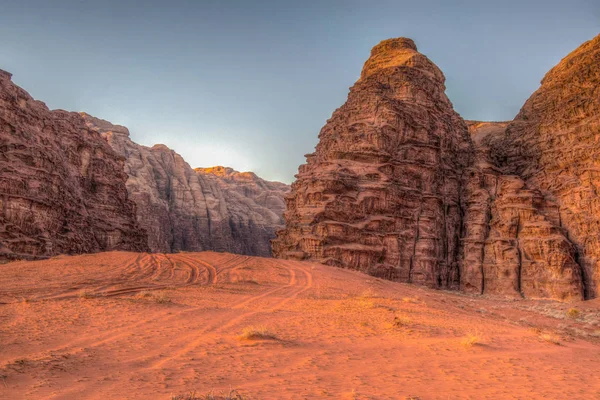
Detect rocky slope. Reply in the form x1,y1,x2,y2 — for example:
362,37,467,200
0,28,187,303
83,114,289,256
274,36,596,301
273,38,473,288
0,70,148,261
493,34,600,298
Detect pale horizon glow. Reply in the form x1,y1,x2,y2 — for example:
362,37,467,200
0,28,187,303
1,0,598,183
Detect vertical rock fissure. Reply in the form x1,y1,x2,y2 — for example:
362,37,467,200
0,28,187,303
480,202,492,295
409,203,422,283
515,213,524,298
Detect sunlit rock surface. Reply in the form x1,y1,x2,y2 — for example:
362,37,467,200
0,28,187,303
274,36,597,301
273,38,472,288
84,114,289,256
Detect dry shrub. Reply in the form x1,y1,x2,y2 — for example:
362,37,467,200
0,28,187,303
171,389,245,400
566,308,581,319
238,326,278,341
78,289,94,299
393,315,411,328
461,331,482,348
136,290,171,304
540,332,561,345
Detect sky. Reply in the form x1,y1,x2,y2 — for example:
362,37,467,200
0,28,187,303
0,1,598,183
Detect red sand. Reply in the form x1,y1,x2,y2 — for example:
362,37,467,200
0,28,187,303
1,251,600,399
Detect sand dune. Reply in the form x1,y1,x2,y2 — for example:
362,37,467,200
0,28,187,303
1,252,600,399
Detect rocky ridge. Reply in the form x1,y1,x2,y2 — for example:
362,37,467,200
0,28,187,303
0,70,148,260
83,114,289,256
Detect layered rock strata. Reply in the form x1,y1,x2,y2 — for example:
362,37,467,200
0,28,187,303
495,34,600,298
461,122,583,301
83,114,289,256
273,38,472,288
0,71,148,260
274,36,595,301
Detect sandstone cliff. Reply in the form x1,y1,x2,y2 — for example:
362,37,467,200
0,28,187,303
274,37,593,301
0,70,148,260
83,114,289,256
494,34,600,298
273,38,472,288
461,121,583,301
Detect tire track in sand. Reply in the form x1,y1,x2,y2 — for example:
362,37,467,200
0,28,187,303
149,259,313,369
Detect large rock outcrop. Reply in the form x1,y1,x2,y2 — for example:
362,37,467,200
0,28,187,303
461,121,583,301
83,114,289,256
494,34,600,298
274,37,593,301
0,70,148,260
195,166,289,256
273,38,472,287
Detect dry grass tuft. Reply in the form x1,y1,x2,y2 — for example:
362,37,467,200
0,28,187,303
539,332,561,345
461,331,482,348
238,326,278,341
566,308,581,319
78,289,94,299
136,290,171,304
393,315,412,328
171,389,245,400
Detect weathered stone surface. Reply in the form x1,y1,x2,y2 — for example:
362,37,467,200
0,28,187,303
274,37,593,301
83,114,289,256
0,71,148,260
273,38,472,287
461,121,584,301
195,166,289,256
495,34,600,298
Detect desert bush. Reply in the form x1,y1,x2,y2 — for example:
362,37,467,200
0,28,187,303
136,290,171,304
171,389,245,400
461,331,482,348
78,289,94,299
238,326,278,341
539,332,561,345
393,315,411,328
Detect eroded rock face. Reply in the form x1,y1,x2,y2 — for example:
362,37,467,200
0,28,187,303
461,121,584,301
195,166,289,256
0,71,148,260
83,114,289,256
496,34,600,298
273,38,472,287
274,37,592,301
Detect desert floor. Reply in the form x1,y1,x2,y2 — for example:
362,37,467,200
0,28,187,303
1,252,600,399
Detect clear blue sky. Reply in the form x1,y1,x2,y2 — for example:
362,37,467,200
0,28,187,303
1,1,598,183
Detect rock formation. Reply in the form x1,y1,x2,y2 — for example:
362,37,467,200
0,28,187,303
493,34,600,298
195,166,289,256
274,36,597,301
461,121,583,301
0,70,148,261
83,114,289,256
273,38,473,288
